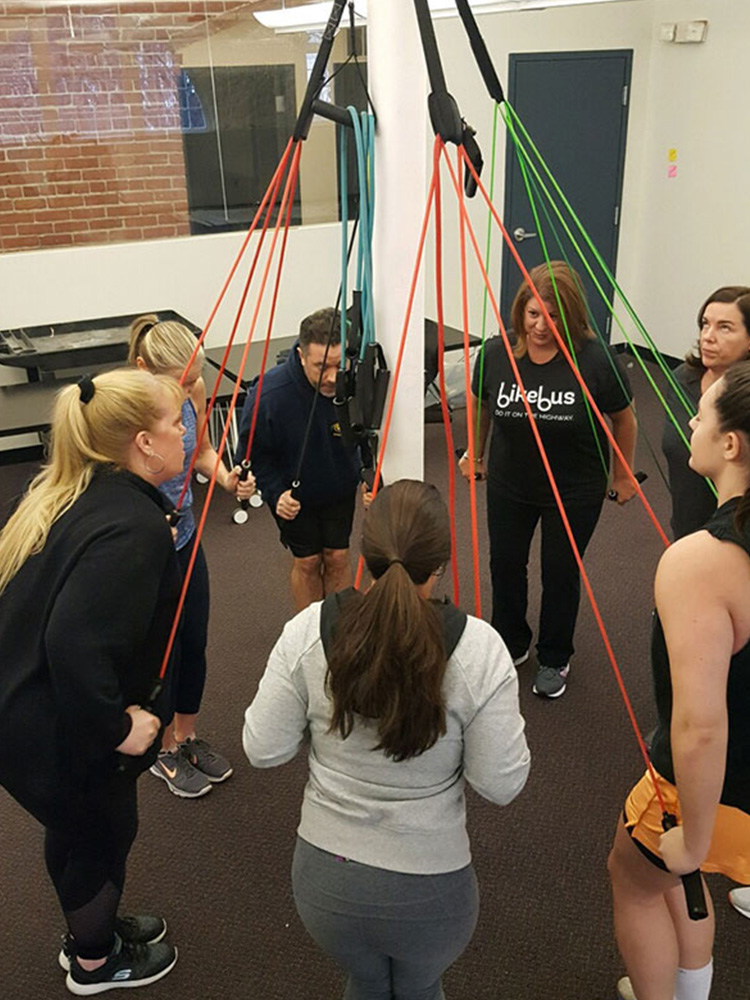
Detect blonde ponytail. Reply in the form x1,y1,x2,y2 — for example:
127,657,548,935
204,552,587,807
0,368,182,595
128,313,203,375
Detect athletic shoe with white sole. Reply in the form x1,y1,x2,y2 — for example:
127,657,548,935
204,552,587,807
59,916,167,972
533,663,570,698
512,649,530,667
617,977,637,1000
149,746,211,798
66,935,177,995
729,885,750,918
181,736,233,782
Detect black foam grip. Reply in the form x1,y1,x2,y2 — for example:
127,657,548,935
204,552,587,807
311,99,354,129
607,469,648,501
661,812,709,921
413,0,448,96
455,0,505,103
239,459,252,511
116,679,164,774
681,870,709,921
428,91,464,145
293,1,348,140
462,126,484,198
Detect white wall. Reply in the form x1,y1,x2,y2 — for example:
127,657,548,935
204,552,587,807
433,0,746,359
0,223,344,344
0,0,746,387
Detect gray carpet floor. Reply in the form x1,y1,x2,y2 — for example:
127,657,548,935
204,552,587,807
1,359,748,999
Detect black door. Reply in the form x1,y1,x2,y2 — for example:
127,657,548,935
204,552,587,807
500,50,632,339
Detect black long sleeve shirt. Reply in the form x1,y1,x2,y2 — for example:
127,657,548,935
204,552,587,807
0,467,180,826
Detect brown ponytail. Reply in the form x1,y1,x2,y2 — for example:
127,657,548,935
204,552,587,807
326,480,452,762
715,360,750,532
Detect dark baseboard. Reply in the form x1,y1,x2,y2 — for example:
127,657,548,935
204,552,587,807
0,444,44,467
613,342,681,370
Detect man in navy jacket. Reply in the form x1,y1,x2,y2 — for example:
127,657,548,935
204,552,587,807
236,308,362,609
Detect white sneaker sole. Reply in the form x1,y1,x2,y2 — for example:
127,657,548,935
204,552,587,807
203,766,234,784
149,765,212,798
532,682,567,698
59,924,168,973
65,948,177,995
729,887,750,919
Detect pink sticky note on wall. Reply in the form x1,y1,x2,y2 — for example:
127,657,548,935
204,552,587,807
667,164,678,179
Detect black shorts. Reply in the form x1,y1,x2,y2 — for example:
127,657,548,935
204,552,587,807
273,493,356,558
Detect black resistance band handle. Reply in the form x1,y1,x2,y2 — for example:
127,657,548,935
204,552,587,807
607,470,647,501
661,812,709,922
238,459,253,512
455,446,484,481
116,679,165,775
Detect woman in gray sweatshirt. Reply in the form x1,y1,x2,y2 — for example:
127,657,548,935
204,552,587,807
243,479,530,1000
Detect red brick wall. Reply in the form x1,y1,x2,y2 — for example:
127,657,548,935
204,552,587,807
0,2,242,253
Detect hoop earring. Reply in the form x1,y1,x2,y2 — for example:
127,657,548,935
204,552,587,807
144,451,165,476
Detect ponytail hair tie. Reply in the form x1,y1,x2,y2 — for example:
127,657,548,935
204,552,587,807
388,559,405,568
78,374,96,405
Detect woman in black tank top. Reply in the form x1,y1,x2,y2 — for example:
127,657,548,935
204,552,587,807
608,361,750,1000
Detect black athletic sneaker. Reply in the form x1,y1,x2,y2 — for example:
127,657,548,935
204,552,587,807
66,935,177,995
532,663,570,698
59,916,167,972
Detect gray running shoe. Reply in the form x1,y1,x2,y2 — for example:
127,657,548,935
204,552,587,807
59,916,167,972
181,736,233,783
149,747,211,798
532,663,570,698
66,935,177,995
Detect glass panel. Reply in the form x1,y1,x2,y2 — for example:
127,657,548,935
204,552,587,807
0,2,365,253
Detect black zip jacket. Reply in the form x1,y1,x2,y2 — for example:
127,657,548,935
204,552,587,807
235,343,361,512
0,468,180,826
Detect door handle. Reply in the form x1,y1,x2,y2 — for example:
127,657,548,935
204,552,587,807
513,226,537,243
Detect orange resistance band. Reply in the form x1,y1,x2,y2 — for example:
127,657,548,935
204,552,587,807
441,140,666,807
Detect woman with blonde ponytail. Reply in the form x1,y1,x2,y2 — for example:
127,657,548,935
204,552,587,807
243,480,530,1000
0,368,186,994
129,314,255,797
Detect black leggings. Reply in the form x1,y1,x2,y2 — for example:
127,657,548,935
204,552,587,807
44,777,138,960
170,539,210,717
487,486,602,667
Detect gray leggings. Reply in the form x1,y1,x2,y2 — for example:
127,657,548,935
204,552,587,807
292,837,479,1000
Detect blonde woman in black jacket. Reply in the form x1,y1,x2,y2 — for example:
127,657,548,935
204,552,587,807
0,369,185,995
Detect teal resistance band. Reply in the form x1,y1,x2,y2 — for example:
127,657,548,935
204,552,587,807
338,110,377,366
339,123,350,364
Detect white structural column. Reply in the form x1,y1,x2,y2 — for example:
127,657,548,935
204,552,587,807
369,0,428,483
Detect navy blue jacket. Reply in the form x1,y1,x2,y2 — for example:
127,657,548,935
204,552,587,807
235,343,360,511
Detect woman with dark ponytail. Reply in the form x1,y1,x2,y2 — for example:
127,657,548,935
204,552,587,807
609,361,750,1000
244,479,530,1000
